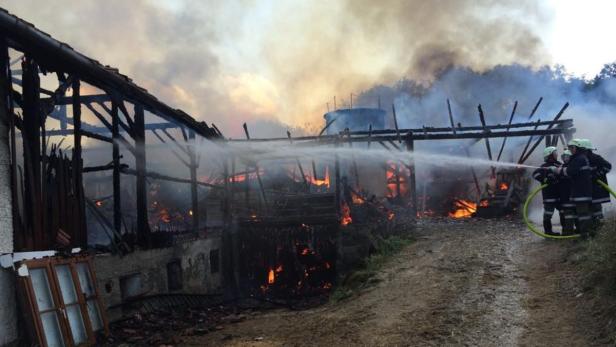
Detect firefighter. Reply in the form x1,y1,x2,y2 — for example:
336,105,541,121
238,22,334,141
532,146,561,236
581,139,612,230
558,149,575,235
554,139,593,238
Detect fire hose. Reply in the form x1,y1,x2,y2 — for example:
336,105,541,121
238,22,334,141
523,180,616,239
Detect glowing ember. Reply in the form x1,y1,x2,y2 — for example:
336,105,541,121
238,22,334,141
309,166,330,188
351,192,365,205
276,265,283,273
341,201,352,226
267,268,275,284
387,210,395,220
480,199,489,207
188,209,193,216
499,182,509,191
449,200,477,219
301,248,310,256
95,200,103,207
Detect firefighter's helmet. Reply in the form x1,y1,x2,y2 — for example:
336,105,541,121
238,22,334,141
543,146,557,159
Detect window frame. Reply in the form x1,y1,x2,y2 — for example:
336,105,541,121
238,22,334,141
18,256,109,347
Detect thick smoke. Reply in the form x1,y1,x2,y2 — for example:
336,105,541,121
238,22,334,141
0,0,551,136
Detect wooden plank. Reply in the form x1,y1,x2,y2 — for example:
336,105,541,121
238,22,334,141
134,104,150,246
72,78,87,247
447,99,456,135
188,130,199,231
112,101,122,235
477,104,493,161
496,101,517,162
405,132,417,218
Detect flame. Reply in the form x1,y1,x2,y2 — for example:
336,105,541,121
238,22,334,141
499,182,509,191
385,161,409,198
449,200,477,219
341,201,352,226
387,210,395,220
301,248,311,256
351,191,365,205
276,265,283,273
95,200,103,207
188,209,193,216
267,268,275,284
309,166,330,188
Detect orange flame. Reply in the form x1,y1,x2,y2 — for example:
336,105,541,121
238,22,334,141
267,268,275,284
341,201,352,226
351,192,365,205
387,210,395,220
95,200,103,207
499,182,509,191
310,166,330,188
449,200,477,219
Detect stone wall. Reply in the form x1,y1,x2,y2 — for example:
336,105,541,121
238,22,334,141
94,234,223,321
0,110,17,346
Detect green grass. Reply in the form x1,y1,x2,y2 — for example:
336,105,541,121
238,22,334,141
330,235,413,303
580,218,616,293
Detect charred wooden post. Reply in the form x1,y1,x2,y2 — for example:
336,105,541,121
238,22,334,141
520,102,569,164
111,100,122,234
188,130,199,231
447,99,456,135
287,131,309,189
21,56,43,249
72,78,87,246
134,104,150,246
334,137,341,215
405,132,417,218
518,119,541,164
496,101,517,162
392,104,401,143
528,97,543,120
477,104,493,161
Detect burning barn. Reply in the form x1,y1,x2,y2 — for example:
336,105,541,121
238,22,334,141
0,7,580,347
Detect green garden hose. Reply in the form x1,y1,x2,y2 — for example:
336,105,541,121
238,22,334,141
523,180,616,239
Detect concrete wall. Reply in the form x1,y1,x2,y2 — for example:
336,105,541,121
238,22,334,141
0,108,17,346
94,234,223,321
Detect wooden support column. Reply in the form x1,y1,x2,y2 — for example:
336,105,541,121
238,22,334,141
72,78,87,246
134,104,150,246
405,132,417,218
334,137,341,213
188,130,199,231
22,56,42,249
111,100,122,234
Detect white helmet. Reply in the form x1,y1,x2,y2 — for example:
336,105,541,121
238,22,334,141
543,146,557,159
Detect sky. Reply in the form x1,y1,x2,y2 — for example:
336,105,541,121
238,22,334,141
1,0,615,137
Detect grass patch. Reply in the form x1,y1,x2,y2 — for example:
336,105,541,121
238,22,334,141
580,218,616,293
330,235,413,303
576,217,616,343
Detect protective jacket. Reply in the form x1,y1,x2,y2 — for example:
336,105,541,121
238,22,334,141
558,162,573,208
563,151,592,203
532,159,562,203
588,152,612,204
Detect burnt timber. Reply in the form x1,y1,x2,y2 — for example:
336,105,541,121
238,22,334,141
0,8,222,251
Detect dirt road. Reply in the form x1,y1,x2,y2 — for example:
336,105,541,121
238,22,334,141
185,219,602,346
